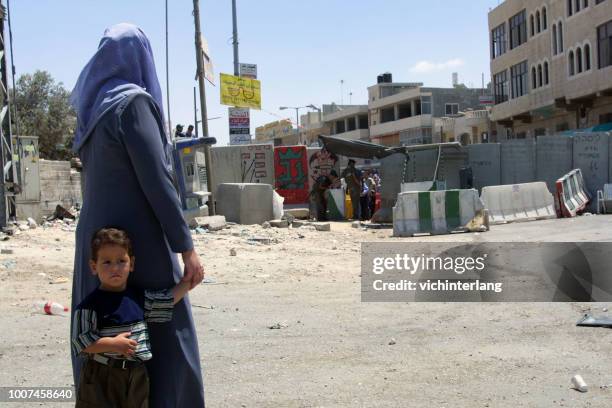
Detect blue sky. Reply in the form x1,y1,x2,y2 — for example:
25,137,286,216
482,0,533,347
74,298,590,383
10,0,502,145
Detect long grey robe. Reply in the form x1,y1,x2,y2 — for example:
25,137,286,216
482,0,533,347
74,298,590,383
70,94,205,407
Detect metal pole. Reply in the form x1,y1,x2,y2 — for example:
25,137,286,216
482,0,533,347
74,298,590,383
232,0,239,76
193,86,198,138
165,0,172,139
193,0,215,214
295,108,300,144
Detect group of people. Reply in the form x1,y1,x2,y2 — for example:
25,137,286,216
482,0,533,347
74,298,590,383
310,158,381,222
174,124,195,138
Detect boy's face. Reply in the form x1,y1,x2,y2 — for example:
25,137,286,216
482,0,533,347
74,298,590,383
89,244,134,291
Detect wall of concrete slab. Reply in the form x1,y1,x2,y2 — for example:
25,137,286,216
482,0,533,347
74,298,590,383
39,160,82,217
210,144,275,196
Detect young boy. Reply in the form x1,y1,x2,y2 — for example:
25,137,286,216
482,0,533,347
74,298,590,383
72,227,195,407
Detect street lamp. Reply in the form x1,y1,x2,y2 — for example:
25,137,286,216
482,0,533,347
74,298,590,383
279,106,306,144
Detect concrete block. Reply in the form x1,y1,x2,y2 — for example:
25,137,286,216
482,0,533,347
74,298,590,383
190,215,226,231
313,222,330,232
284,208,310,219
291,220,309,228
216,183,274,225
269,219,289,228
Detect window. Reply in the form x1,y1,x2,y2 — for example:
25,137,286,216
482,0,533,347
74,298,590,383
598,20,612,68
542,8,547,29
347,117,356,132
415,99,422,115
553,24,558,54
509,10,527,49
596,0,607,4
577,47,583,73
491,23,507,58
532,67,537,89
358,115,368,129
536,11,541,33
398,103,412,119
585,44,591,70
494,70,508,104
538,64,543,86
559,22,564,52
569,50,575,75
568,0,573,16
445,103,459,115
575,0,581,13
584,0,589,7
600,113,612,124
530,15,535,36
510,61,528,98
544,62,550,84
335,120,345,133
421,96,432,115
380,107,395,123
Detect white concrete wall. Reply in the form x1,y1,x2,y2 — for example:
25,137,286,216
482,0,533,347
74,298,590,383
39,160,82,217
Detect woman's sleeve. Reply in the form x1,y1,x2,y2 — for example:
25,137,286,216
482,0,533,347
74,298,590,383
119,95,194,253
72,308,101,355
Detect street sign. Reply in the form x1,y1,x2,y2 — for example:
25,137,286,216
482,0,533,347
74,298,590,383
239,63,257,79
229,107,251,145
201,35,215,86
479,95,494,106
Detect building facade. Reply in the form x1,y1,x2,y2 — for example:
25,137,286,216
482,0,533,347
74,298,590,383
254,119,295,145
489,0,612,138
367,81,488,146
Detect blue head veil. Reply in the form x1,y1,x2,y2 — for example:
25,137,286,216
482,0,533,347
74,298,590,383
70,23,165,152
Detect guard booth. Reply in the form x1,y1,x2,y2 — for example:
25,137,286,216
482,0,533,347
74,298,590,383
172,136,216,224
11,135,41,221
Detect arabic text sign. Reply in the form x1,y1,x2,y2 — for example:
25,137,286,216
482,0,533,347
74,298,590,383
220,73,261,109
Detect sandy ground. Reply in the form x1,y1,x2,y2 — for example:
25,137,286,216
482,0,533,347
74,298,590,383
1,215,612,407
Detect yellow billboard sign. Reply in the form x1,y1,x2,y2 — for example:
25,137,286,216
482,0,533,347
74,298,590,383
220,73,261,109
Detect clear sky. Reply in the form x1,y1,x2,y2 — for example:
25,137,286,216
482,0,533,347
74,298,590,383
9,0,503,145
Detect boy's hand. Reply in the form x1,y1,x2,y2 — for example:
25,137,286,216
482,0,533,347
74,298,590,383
112,332,137,357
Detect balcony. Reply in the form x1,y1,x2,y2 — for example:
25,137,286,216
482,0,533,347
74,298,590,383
331,129,370,141
370,115,432,137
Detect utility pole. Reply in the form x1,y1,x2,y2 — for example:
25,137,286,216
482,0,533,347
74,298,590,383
193,0,215,214
232,0,239,76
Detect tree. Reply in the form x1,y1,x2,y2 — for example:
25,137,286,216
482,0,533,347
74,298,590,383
11,70,76,160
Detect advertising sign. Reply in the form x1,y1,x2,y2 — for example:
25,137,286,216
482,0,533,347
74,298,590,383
220,73,261,109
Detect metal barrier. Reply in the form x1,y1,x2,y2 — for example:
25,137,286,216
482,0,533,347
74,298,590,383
393,189,488,237
555,169,590,218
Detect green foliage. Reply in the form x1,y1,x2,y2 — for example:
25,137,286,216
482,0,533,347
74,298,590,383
11,70,76,160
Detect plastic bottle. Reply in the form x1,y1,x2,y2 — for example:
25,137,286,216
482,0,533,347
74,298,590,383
34,301,69,316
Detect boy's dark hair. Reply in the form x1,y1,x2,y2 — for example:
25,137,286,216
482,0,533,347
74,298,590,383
90,227,134,261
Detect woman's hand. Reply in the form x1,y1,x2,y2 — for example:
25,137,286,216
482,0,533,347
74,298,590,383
181,249,204,289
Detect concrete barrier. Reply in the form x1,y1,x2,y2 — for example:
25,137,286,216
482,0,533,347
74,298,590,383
216,183,274,225
393,189,487,237
480,182,556,224
555,169,590,218
325,188,345,220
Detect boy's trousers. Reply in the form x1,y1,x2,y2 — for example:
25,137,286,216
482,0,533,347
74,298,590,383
76,357,149,408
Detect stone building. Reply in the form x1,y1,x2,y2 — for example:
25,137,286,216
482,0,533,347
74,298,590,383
489,0,612,138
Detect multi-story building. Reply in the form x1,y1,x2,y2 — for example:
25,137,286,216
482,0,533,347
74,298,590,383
321,104,370,142
254,119,294,145
488,0,612,138
435,109,492,144
367,76,487,146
